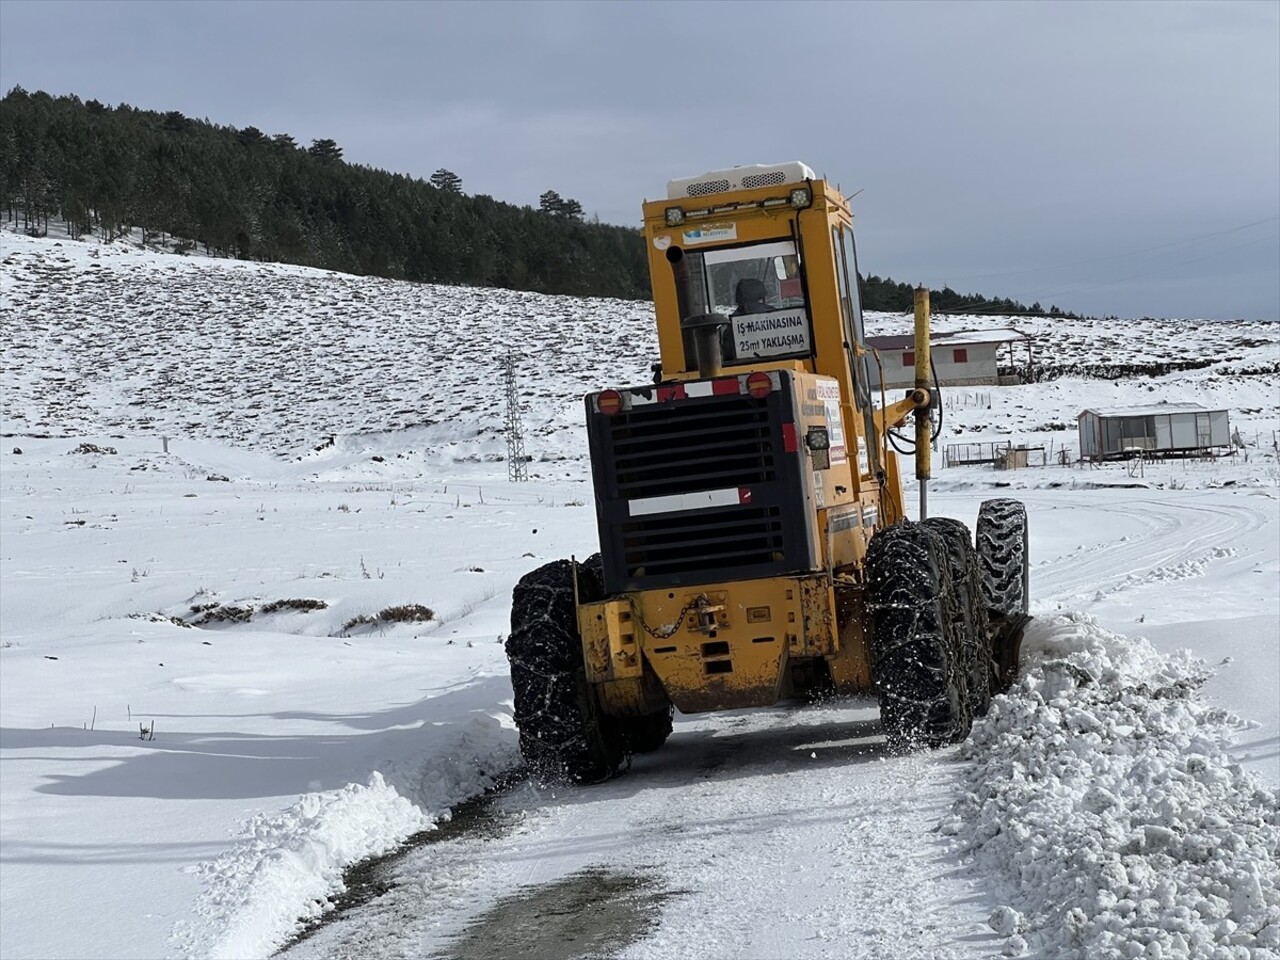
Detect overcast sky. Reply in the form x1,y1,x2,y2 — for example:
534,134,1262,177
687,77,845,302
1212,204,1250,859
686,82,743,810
2,0,1277,320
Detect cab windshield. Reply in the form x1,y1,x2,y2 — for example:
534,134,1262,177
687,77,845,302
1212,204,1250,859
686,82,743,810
675,239,812,366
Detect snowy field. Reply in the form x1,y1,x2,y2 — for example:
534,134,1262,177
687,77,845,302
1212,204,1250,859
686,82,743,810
1,229,1277,959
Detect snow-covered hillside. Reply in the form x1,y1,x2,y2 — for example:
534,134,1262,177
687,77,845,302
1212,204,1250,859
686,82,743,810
3,230,1276,471
1,231,1277,960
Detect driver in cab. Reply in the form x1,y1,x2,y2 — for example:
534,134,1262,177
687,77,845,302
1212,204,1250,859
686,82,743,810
732,278,773,316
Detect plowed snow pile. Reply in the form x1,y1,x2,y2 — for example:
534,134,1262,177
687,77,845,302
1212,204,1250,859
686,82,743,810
177,773,429,960
944,614,1280,959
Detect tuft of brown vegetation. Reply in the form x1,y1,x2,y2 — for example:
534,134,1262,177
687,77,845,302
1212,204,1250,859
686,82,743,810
128,612,191,628
377,604,435,623
341,604,435,634
186,597,331,625
259,598,329,614
198,604,254,624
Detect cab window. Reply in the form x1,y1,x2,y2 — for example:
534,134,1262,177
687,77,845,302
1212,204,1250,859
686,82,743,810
673,239,814,368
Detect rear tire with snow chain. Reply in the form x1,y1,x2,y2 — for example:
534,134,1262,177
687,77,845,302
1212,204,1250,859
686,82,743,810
506,559,625,783
622,707,674,753
867,522,971,749
922,516,993,719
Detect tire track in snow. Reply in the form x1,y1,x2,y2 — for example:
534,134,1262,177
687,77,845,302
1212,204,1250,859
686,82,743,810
1031,494,1265,605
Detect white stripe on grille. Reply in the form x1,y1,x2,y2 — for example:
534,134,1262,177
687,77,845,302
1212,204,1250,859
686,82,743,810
624,378,736,406
628,487,742,517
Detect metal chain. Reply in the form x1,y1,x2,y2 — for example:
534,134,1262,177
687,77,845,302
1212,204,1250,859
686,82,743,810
636,594,705,640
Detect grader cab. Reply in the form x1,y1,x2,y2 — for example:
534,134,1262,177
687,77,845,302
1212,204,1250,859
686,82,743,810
507,162,1030,782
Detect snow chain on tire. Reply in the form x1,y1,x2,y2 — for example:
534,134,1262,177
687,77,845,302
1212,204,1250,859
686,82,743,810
922,516,994,720
866,522,971,749
622,707,673,753
506,559,625,783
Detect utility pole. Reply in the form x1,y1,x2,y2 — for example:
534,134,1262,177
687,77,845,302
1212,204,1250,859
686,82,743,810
502,351,528,482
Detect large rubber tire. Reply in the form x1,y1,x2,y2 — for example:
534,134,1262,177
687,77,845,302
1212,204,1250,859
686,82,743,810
866,522,971,749
622,707,674,753
922,517,993,719
976,499,1031,692
976,498,1030,618
506,560,625,783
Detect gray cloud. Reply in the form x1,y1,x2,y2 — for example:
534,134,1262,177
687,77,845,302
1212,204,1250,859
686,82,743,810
2,0,1276,319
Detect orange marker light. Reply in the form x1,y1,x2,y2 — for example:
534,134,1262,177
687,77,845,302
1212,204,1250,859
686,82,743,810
597,390,624,415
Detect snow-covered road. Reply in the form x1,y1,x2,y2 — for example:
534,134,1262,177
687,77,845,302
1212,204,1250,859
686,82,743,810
282,702,996,960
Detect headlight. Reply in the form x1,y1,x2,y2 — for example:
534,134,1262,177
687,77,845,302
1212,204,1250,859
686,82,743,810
806,426,830,450
789,187,811,208
664,206,686,226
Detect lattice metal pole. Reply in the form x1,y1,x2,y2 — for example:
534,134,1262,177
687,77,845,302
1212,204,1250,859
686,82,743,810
502,351,528,482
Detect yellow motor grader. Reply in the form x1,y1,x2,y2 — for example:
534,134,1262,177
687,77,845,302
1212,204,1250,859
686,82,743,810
507,162,1029,781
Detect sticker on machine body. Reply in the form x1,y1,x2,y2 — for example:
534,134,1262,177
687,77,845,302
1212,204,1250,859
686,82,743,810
828,505,860,534
682,223,737,245
629,486,751,517
813,380,848,465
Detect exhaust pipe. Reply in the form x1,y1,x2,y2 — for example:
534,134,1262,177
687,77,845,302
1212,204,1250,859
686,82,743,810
680,313,729,379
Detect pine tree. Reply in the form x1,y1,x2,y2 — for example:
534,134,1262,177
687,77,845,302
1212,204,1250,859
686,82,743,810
539,189,563,214
560,197,584,221
430,168,462,193
307,138,342,163
538,189,584,221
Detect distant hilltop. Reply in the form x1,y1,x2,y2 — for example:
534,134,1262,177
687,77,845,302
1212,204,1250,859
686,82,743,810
3,230,1275,461
2,86,1078,316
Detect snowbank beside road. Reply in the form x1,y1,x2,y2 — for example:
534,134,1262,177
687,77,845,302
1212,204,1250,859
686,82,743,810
178,773,429,960
944,614,1280,959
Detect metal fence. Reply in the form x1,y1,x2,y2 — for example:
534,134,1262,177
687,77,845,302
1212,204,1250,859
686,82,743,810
944,441,1049,469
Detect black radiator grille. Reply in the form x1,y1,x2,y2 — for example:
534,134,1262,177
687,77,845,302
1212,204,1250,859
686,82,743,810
621,505,785,579
608,396,774,500
587,385,810,591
